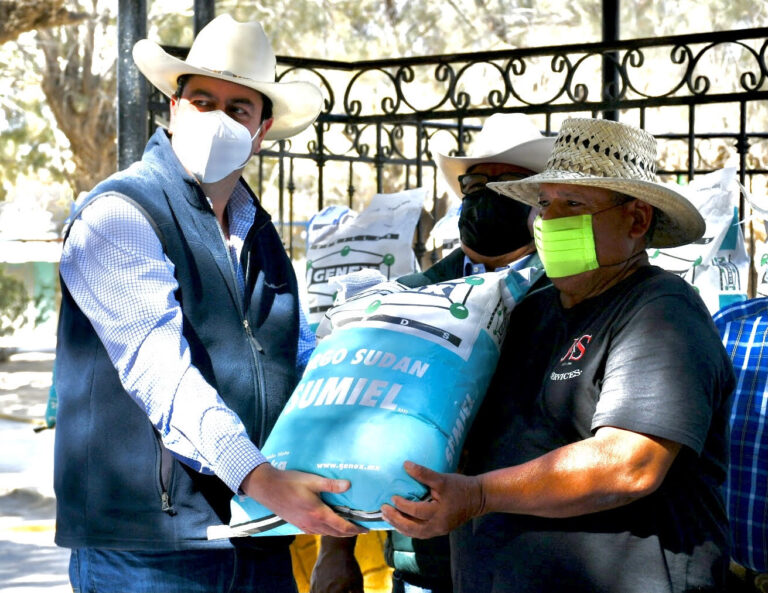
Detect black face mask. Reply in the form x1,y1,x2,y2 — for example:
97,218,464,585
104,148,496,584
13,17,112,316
458,187,533,257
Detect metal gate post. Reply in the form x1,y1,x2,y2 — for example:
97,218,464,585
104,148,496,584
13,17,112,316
601,0,620,121
117,0,147,170
194,0,215,35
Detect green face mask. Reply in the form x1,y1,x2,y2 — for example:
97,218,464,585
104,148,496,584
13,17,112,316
533,214,600,278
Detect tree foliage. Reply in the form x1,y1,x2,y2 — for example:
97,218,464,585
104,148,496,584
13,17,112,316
0,0,115,204
36,1,116,195
0,0,766,221
0,87,67,201
0,265,30,337
0,0,87,44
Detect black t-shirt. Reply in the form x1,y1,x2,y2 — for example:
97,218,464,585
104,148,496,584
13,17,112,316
452,266,735,593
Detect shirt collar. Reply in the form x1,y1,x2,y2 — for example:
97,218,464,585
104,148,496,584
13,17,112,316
226,181,257,241
463,252,534,276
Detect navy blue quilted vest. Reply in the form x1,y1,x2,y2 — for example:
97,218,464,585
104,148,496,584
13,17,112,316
54,128,299,550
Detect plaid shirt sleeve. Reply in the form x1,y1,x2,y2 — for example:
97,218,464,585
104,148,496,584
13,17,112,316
60,195,266,493
713,298,768,572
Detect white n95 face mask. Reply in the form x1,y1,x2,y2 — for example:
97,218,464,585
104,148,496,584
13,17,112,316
171,109,262,183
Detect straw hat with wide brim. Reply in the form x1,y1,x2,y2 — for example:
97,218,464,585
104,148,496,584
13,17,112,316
132,14,323,141
435,113,555,199
488,117,705,248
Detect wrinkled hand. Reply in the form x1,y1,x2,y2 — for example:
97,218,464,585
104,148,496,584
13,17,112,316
310,536,363,593
241,463,366,537
380,461,484,539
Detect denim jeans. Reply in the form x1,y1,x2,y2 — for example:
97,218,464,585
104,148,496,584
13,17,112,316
68,546,298,593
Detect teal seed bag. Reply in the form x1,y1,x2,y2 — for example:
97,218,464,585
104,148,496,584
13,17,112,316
208,265,543,539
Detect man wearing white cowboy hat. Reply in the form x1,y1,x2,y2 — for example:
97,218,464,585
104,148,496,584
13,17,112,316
397,112,554,286
310,113,554,593
382,117,735,592
53,14,363,592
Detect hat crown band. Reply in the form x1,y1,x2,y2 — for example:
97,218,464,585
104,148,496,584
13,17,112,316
544,119,658,183
187,64,276,85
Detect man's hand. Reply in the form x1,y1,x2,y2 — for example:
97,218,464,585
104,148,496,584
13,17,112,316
385,428,682,534
381,461,484,539
241,463,366,537
310,535,363,593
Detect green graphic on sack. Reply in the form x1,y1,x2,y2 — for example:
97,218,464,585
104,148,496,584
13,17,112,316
761,254,768,286
364,276,483,321
649,249,703,277
326,276,499,359
306,249,398,314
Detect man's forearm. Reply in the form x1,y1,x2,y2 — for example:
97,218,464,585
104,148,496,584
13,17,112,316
318,535,358,553
478,426,681,518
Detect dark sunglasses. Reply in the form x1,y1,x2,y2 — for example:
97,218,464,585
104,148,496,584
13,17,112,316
457,171,531,195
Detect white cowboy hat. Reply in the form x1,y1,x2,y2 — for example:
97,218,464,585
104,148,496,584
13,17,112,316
488,117,706,248
435,113,556,199
132,14,322,141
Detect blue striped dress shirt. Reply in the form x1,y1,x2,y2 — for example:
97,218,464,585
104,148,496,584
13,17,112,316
60,183,315,493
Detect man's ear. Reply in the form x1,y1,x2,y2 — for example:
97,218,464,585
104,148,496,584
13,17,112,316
628,199,654,239
169,96,180,133
254,118,274,153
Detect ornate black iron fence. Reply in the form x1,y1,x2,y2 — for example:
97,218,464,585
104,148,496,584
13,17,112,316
148,27,768,266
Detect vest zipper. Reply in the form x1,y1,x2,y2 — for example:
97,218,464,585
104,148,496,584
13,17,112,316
160,492,175,514
243,319,263,352
213,213,268,444
154,431,177,516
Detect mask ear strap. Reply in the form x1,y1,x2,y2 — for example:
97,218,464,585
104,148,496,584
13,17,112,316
250,123,264,143
236,123,264,170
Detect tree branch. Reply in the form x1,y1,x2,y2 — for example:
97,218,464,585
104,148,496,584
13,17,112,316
0,0,88,44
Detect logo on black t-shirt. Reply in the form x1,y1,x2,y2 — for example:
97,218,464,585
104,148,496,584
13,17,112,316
560,334,592,362
551,334,592,381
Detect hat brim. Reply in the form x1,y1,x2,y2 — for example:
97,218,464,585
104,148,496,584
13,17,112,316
133,39,322,141
435,136,555,200
488,170,706,248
